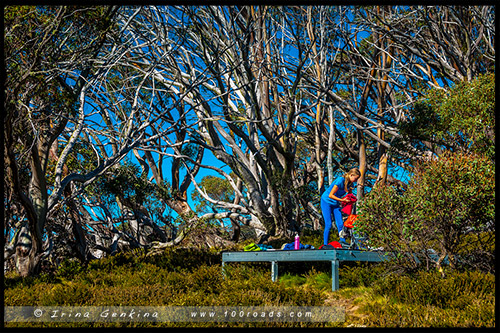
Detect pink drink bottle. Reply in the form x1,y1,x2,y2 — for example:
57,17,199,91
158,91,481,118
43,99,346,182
294,234,300,250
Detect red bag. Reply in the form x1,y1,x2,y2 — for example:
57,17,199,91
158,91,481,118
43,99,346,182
319,241,343,249
344,214,358,229
328,241,342,249
341,194,357,215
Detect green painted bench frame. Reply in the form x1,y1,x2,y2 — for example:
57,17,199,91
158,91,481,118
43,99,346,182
221,249,390,291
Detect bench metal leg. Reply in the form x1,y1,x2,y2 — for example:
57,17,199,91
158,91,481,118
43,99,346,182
271,261,278,282
331,259,339,291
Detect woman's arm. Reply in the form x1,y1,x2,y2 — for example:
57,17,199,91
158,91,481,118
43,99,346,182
328,185,349,202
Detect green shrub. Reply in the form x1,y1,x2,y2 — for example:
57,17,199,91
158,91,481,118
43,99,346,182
183,264,225,294
143,247,221,271
279,273,307,288
4,247,495,328
4,281,54,305
373,270,495,309
43,282,91,306
398,72,495,160
339,262,387,288
303,270,331,291
357,151,495,273
86,252,138,273
363,299,495,327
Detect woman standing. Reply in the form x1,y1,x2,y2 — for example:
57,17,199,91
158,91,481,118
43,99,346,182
321,168,361,245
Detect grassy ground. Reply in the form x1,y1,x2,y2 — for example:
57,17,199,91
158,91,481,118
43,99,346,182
3,247,495,328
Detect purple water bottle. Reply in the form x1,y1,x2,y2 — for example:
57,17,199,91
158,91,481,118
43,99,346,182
294,234,300,250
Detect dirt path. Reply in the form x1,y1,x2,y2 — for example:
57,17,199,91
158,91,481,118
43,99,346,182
322,290,369,327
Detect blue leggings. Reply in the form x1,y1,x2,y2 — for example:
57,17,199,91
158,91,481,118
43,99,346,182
321,198,345,245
